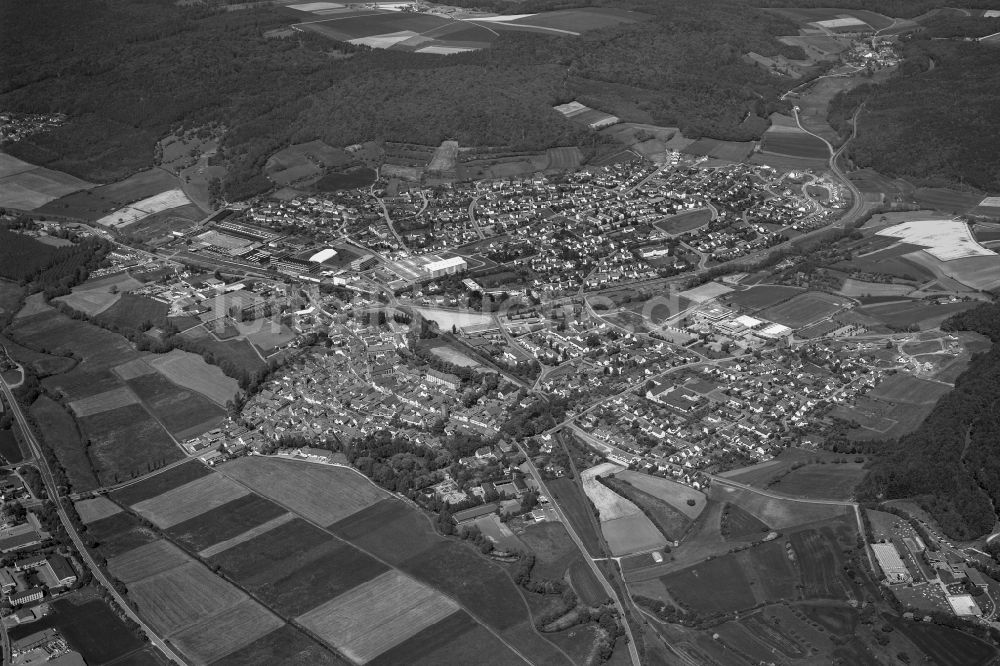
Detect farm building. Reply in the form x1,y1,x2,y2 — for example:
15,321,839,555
872,542,911,584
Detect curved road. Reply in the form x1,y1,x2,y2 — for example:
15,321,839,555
0,371,185,665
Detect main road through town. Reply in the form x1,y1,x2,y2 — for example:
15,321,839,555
0,368,185,665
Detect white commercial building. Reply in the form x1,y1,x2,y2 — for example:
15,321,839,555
872,542,911,584
424,256,468,278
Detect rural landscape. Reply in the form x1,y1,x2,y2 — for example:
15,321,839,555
2,0,1000,664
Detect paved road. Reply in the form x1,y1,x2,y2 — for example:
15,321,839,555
517,445,641,666
0,375,185,665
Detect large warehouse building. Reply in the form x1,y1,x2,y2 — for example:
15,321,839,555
424,256,467,278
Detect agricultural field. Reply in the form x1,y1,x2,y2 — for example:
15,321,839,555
869,373,949,404
547,476,603,557
68,386,138,417
78,403,183,485
210,624,345,666
581,463,635,521
0,428,22,464
614,470,706,519
95,188,192,228
85,510,160,558
31,395,99,492
164,492,286,552
111,458,212,505
128,473,250,528
722,284,804,311
710,483,849,530
681,138,755,162
296,570,460,664
126,372,226,439
74,496,122,524
53,288,120,317
518,521,586,580
660,555,757,614
97,293,169,330
720,503,770,540
892,617,998,666
838,278,914,298
36,167,179,221
171,598,286,666
601,512,668,556
760,291,850,328
108,539,191,584
860,298,978,329
329,498,440,566
265,140,352,186
767,463,866,500
760,124,829,160
218,456,387,526
368,611,525,666
654,208,711,235
0,151,95,210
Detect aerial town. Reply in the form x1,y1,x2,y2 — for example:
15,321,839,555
1,2,1000,665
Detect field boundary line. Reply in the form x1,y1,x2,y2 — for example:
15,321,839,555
212,460,536,666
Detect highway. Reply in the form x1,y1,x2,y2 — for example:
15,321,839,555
516,444,641,666
0,370,185,665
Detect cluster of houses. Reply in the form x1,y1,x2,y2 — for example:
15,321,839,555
575,342,886,475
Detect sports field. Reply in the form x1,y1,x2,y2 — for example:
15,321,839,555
654,208,711,235
130,473,249,528
218,456,387,526
297,570,459,664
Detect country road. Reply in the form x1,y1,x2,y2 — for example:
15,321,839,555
0,366,185,665
516,444,642,666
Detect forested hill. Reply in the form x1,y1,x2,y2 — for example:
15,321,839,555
1,0,800,199
747,0,1000,19
833,38,1000,193
858,304,1000,541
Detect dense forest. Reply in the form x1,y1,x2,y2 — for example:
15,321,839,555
831,38,1000,192
1,0,801,199
0,228,112,298
748,0,1000,19
858,304,1000,540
